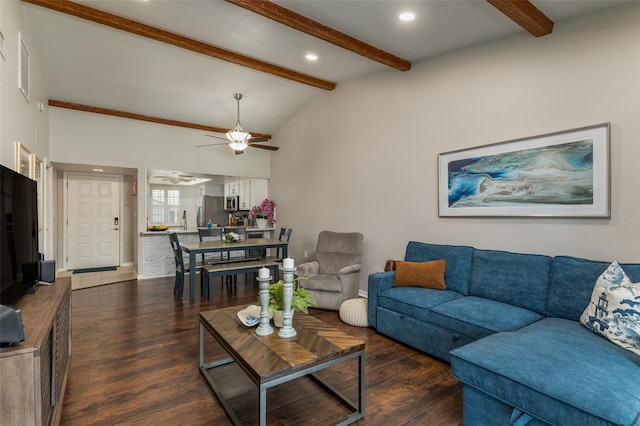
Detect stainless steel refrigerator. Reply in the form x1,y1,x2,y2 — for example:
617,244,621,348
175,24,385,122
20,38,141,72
196,196,227,227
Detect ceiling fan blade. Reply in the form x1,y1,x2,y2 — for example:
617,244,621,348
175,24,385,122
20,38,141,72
196,142,227,148
248,143,279,151
248,137,269,143
204,134,228,141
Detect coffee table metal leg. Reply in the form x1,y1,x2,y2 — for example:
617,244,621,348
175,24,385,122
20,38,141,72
199,321,242,424
305,350,365,425
259,384,267,426
358,351,366,419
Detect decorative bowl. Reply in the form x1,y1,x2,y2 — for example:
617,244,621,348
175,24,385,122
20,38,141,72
237,305,262,327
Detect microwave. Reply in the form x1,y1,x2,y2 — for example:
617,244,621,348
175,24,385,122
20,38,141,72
225,196,239,211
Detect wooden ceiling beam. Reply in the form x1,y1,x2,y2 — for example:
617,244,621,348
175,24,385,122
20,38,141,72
225,0,411,71
487,0,554,37
48,100,272,140
22,0,335,90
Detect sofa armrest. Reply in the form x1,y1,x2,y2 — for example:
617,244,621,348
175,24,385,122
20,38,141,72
338,264,361,275
297,261,319,276
367,271,395,329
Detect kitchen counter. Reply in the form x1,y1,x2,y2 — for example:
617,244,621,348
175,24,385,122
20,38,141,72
140,226,275,236
139,227,275,278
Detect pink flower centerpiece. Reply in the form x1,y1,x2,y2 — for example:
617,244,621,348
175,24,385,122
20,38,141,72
248,198,276,224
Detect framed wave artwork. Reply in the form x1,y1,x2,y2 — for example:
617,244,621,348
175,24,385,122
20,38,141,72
438,123,610,217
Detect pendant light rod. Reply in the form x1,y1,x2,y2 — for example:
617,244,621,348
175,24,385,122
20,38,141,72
234,92,243,125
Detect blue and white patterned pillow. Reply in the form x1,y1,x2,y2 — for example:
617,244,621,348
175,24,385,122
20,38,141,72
580,261,640,356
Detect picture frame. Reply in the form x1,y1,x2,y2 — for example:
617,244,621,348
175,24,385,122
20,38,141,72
438,123,610,217
15,142,33,177
18,31,30,101
32,154,44,231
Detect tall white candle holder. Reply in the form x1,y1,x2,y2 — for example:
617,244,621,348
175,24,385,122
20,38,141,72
255,267,274,336
279,258,297,338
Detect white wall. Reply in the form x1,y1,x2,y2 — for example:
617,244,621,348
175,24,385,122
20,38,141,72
0,1,49,165
270,4,640,293
0,0,53,257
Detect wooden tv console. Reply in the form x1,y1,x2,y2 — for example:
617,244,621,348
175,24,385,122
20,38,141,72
0,277,71,426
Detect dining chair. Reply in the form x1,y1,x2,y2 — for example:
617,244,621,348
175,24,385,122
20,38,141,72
223,227,248,288
251,227,292,261
276,227,293,260
169,232,203,299
222,227,247,259
198,228,223,263
246,227,292,283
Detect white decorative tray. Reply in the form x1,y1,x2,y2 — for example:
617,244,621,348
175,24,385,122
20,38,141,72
237,305,262,327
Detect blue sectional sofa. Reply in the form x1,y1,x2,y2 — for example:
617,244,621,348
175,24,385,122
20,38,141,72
367,241,640,426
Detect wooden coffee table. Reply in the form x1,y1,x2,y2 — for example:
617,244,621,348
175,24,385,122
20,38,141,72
199,305,366,425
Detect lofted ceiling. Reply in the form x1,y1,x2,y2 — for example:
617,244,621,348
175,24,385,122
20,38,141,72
22,0,628,146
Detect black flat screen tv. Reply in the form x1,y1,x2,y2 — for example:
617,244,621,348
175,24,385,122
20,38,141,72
0,164,39,306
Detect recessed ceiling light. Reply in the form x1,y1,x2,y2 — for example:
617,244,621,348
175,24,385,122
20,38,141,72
398,12,415,22
305,53,318,61
92,168,104,172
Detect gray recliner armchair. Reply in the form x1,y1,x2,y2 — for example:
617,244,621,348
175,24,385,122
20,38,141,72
297,230,364,310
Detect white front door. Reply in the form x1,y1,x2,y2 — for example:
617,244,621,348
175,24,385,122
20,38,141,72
65,173,121,269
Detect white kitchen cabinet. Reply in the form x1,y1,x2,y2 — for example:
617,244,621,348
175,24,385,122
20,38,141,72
224,179,268,210
239,180,251,210
250,178,269,207
225,181,239,197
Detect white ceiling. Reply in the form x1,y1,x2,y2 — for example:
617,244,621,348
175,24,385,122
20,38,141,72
23,0,628,142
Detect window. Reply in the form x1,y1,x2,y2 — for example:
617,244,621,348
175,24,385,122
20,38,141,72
151,188,181,225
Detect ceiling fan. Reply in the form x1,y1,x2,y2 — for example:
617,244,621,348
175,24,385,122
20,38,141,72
152,174,196,184
197,93,279,155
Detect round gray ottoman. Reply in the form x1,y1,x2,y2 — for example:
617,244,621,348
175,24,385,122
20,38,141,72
339,298,368,327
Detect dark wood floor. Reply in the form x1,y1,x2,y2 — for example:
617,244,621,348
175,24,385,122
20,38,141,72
61,274,463,425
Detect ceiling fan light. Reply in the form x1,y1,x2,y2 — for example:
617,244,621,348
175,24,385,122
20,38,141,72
225,122,251,143
228,140,248,151
226,130,250,141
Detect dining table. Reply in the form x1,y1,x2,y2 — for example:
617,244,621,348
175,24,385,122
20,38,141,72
179,238,289,301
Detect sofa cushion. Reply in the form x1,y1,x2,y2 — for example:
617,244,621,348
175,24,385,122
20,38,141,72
451,318,640,426
580,261,640,356
392,259,447,289
548,255,640,321
405,242,474,295
470,249,551,315
378,287,463,323
377,307,474,362
430,296,543,340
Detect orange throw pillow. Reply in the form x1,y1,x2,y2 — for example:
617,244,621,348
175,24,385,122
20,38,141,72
392,259,447,290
